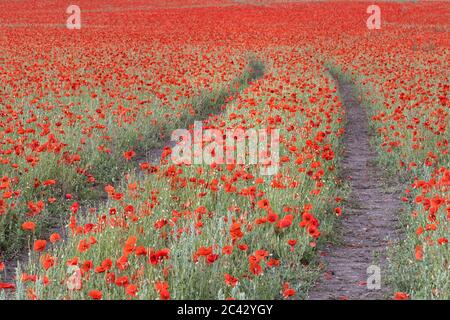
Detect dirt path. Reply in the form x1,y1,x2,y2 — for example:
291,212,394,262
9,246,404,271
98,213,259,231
308,74,402,300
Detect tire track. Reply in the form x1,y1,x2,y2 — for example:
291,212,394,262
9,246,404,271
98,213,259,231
308,73,402,300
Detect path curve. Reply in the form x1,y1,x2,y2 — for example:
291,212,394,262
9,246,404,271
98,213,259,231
308,73,402,300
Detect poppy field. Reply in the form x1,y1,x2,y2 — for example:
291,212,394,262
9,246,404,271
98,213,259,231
0,1,448,301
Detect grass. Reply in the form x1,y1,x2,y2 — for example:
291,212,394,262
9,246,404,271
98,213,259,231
0,56,265,259
328,61,449,300
3,52,347,300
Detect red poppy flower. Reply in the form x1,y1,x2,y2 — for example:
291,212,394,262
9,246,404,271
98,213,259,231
22,221,36,232
89,290,102,300
123,150,136,161
415,245,424,261
266,258,280,268
222,245,233,255
282,282,296,298
267,211,279,223
135,246,147,256
77,239,90,253
0,283,15,290
230,222,243,240
126,284,138,297
196,246,213,257
238,244,248,251
393,292,409,300
43,179,56,186
155,281,170,300
224,274,238,287
81,260,93,273
33,239,47,252
115,276,129,287
288,239,297,247
278,214,294,228
257,199,270,210
41,254,55,271
206,254,219,264
50,233,61,243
